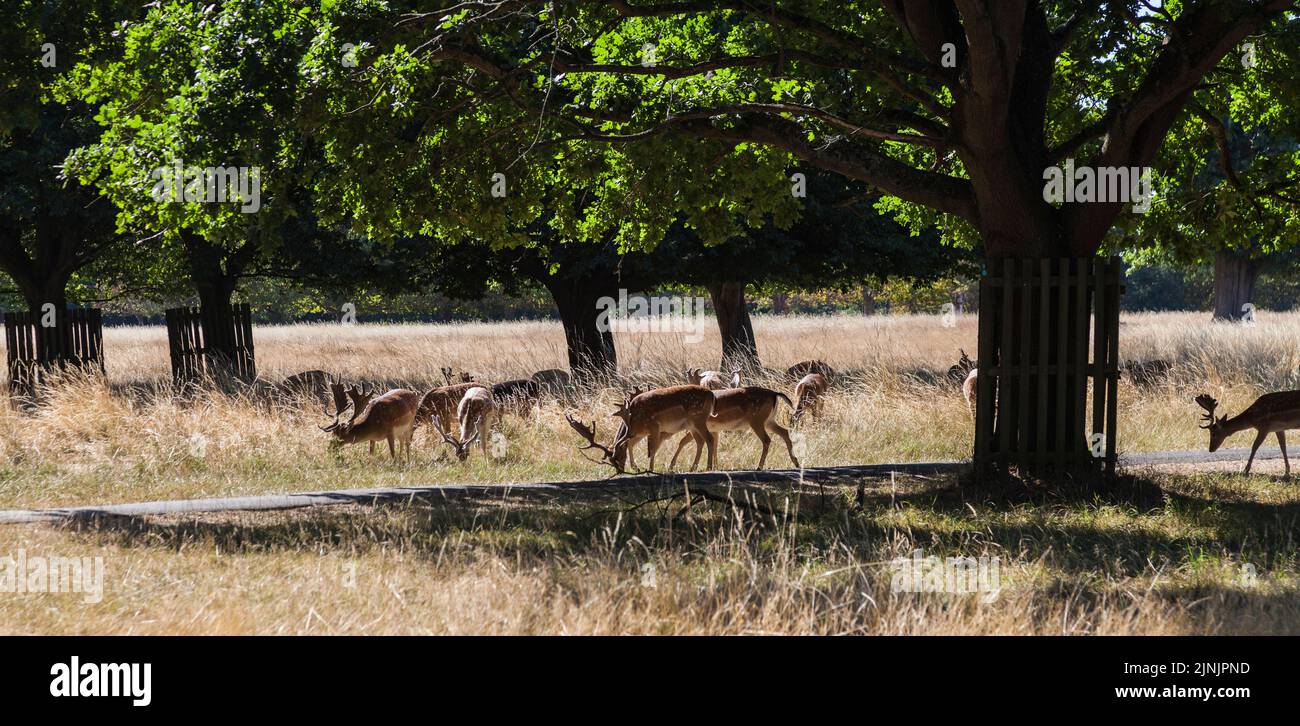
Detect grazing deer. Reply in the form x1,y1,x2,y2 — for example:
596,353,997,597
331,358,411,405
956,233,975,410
417,382,482,437
278,369,328,399
1196,392,1300,475
491,378,542,418
430,386,497,460
319,383,421,460
792,373,830,424
686,367,737,391
1123,359,1173,387
786,359,834,382
962,368,979,415
440,367,475,386
947,350,976,385
530,368,571,396
668,387,800,470
565,385,717,473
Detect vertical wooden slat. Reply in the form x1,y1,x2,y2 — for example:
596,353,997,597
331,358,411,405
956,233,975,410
1054,258,1070,467
1015,260,1033,463
1035,258,1051,462
996,259,1015,473
1072,257,1090,465
1091,258,1108,464
1105,260,1121,478
973,270,996,476
4,313,16,392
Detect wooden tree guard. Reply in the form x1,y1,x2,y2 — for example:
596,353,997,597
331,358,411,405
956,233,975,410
973,258,1123,480
165,303,256,385
3,307,105,396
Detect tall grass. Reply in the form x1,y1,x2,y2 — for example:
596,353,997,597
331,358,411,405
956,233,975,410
2,311,1299,634
2,311,1298,509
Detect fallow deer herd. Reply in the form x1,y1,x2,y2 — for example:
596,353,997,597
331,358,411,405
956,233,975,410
308,359,834,472
306,346,1298,477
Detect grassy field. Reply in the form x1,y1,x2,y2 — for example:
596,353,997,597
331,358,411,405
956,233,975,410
2,310,1299,634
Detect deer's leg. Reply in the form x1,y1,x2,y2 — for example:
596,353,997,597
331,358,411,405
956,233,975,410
646,430,665,472
693,417,716,470
625,435,641,471
1245,429,1269,474
669,432,693,469
750,422,772,469
768,421,799,469
689,432,706,471
369,441,375,455
387,434,396,460
1278,431,1290,477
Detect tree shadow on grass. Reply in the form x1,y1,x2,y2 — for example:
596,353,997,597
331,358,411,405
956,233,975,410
47,469,1300,581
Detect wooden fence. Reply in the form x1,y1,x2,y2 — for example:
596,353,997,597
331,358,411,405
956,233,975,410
165,304,256,385
3,307,105,395
973,258,1123,479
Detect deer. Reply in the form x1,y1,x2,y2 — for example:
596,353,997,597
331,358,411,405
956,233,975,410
565,384,717,474
319,383,421,460
1123,359,1173,387
431,386,497,461
686,367,738,391
417,382,483,438
962,368,979,415
786,359,835,382
1195,392,1300,475
491,378,542,418
947,350,976,385
530,368,571,394
668,386,800,470
440,367,475,386
792,373,830,424
278,369,329,399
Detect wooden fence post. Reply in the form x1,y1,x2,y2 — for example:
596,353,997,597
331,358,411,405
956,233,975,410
973,257,1123,481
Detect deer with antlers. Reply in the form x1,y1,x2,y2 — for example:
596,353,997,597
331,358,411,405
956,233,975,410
440,367,476,386
668,386,800,470
319,383,421,460
1195,392,1300,475
566,385,717,474
431,385,497,461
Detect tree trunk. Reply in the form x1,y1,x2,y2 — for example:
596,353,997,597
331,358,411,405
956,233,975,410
544,277,617,382
771,291,789,315
707,281,758,370
183,234,244,375
860,285,875,315
1212,250,1261,322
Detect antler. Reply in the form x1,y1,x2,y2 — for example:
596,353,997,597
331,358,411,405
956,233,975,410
1195,394,1220,429
565,412,617,462
320,382,350,431
346,385,373,419
430,414,459,446
441,367,453,386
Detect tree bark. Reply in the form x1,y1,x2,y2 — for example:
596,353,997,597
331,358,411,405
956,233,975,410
707,281,758,370
1212,249,1262,321
543,276,618,382
771,291,789,315
860,285,875,315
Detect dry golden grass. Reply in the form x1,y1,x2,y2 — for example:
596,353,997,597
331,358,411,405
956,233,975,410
1,310,1297,509
2,310,1299,635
